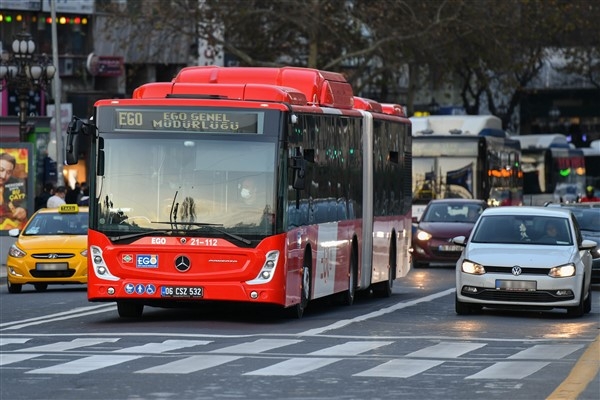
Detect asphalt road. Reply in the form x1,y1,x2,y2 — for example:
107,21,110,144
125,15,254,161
1,264,599,400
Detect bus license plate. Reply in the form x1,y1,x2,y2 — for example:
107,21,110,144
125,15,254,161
161,286,204,298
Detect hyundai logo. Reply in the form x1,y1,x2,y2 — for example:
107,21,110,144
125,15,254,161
175,255,191,272
48,254,58,259
512,266,522,276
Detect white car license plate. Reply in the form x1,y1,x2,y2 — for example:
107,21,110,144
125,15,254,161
161,286,204,298
495,280,536,291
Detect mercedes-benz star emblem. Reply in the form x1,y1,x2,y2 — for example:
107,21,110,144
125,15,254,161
175,255,191,272
511,266,522,276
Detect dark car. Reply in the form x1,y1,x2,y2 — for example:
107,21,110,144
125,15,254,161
545,201,600,283
411,199,487,267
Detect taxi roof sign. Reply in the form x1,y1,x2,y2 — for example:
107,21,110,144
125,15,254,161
59,204,79,213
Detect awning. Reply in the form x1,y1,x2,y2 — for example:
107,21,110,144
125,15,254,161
0,125,21,143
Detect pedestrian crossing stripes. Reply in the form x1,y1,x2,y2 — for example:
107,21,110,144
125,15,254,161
0,337,584,379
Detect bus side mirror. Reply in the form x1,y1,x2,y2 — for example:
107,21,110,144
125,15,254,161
65,117,85,165
292,155,305,190
97,137,105,176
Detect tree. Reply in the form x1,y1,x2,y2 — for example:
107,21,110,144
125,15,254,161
96,0,599,133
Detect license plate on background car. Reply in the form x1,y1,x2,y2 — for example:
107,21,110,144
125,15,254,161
161,286,204,298
495,280,536,291
438,245,463,252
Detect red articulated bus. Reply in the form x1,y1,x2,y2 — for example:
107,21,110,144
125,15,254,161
66,66,413,318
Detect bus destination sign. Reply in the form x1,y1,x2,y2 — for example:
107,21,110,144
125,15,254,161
115,109,260,133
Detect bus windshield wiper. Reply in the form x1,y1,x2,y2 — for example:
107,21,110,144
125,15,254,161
152,221,251,245
109,230,170,242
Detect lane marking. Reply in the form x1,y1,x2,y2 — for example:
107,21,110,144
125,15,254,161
113,339,211,354
298,288,455,335
466,361,549,379
1,304,116,330
309,340,392,356
0,353,43,366
354,359,444,378
137,355,242,374
406,342,486,358
508,344,583,360
244,357,342,376
16,338,120,352
211,338,302,354
26,354,142,374
546,334,600,400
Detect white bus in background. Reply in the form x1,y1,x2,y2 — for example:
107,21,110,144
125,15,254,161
410,115,523,221
513,134,586,205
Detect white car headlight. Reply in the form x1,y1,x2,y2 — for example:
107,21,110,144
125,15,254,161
548,263,576,278
416,229,432,241
461,259,486,275
8,244,26,258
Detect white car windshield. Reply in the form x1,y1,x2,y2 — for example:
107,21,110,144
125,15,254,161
471,215,572,245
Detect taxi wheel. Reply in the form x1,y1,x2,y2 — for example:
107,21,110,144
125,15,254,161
34,283,48,292
7,280,22,294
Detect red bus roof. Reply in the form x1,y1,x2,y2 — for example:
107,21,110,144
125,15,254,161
133,66,355,109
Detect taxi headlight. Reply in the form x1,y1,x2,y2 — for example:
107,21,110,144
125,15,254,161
548,263,576,278
416,229,432,241
461,259,486,275
8,244,26,258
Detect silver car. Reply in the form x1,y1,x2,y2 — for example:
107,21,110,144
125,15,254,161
454,206,596,317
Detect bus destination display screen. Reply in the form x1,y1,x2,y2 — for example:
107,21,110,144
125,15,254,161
114,109,261,134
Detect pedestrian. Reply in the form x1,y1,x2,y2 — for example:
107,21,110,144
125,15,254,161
580,186,600,203
47,185,67,208
35,182,55,211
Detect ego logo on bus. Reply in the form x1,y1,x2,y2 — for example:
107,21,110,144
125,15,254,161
118,111,143,127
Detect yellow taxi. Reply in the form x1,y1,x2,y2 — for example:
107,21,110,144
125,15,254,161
6,204,88,293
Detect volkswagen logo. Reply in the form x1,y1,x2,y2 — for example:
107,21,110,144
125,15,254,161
511,266,522,276
174,255,191,272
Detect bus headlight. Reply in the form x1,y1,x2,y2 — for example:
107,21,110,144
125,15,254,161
247,250,279,285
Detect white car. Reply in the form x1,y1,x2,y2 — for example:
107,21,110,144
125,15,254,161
453,206,596,317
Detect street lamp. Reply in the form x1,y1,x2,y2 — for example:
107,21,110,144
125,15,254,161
0,31,56,142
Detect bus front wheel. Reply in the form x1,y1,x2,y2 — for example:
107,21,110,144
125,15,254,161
290,263,311,319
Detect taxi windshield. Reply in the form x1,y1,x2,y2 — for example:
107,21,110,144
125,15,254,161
24,212,88,236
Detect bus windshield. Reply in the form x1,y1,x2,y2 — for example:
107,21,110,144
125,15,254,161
413,156,477,201
96,135,277,237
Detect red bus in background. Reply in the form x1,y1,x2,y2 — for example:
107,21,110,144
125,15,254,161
66,66,412,318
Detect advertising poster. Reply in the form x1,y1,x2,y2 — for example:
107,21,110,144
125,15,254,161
0,145,33,232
